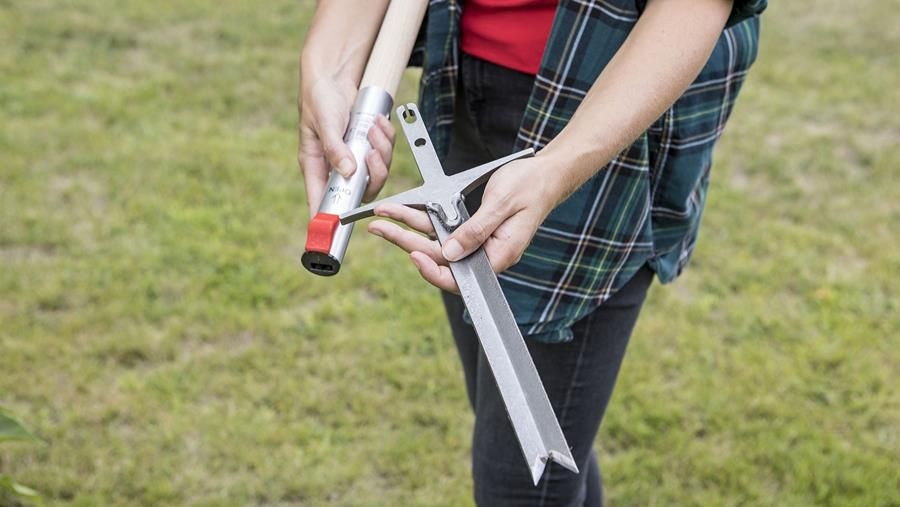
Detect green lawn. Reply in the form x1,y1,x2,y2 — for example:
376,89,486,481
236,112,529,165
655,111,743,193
1,1,897,505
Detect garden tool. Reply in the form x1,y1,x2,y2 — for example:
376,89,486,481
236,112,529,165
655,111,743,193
340,104,579,485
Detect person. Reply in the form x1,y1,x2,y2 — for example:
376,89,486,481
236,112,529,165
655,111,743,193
299,0,766,504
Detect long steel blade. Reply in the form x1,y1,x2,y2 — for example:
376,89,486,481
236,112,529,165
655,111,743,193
429,205,578,485
391,103,578,484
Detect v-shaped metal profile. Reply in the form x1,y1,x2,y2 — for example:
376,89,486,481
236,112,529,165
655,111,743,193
340,103,578,484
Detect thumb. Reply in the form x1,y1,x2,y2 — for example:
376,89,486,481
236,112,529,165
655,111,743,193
319,121,356,178
442,203,506,262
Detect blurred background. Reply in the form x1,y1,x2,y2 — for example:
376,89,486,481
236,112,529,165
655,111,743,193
1,0,897,505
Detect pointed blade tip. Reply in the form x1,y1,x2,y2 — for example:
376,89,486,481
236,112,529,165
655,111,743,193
529,450,579,485
530,458,546,486
548,449,579,475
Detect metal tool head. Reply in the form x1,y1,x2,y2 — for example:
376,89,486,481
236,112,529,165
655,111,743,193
340,104,534,227
340,103,576,485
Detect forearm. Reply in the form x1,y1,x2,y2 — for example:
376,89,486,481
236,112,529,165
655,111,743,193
539,0,734,204
300,1,390,90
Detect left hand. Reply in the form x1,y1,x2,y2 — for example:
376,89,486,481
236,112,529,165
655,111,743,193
367,157,560,293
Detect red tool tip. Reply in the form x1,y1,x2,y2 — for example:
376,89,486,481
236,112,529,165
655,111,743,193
305,213,341,254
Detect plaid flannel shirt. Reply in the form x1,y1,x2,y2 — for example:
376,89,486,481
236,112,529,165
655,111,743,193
412,0,767,342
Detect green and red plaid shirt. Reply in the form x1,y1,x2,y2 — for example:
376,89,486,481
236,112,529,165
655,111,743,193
413,0,767,342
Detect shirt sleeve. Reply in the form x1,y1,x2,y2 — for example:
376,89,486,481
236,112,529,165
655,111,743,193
726,0,767,27
634,0,767,28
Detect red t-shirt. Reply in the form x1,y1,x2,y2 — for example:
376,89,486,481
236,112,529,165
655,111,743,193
460,0,558,75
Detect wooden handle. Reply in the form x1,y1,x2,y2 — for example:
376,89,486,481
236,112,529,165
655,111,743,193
360,0,428,97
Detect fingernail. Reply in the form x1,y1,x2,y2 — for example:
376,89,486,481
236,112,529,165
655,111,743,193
369,227,383,238
338,158,354,177
442,239,464,261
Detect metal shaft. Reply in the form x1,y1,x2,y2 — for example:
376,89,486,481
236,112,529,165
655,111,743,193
431,204,579,484
301,86,392,275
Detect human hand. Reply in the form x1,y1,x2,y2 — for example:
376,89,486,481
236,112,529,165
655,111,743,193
298,75,395,214
367,157,559,293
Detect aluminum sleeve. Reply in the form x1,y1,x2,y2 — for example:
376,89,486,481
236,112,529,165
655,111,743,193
302,86,393,275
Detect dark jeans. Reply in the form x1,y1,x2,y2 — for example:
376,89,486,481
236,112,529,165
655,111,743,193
441,53,654,506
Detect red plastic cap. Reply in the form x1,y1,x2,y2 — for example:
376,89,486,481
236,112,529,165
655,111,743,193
305,213,341,254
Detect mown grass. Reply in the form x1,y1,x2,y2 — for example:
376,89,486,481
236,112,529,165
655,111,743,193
1,0,897,505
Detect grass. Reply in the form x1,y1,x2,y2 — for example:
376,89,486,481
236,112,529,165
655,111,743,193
0,0,897,505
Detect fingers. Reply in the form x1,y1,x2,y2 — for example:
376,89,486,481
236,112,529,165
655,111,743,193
367,201,458,292
363,149,388,202
298,125,329,214
303,113,396,206
368,219,445,265
317,117,356,178
363,116,395,201
369,115,394,166
442,200,510,262
377,114,396,141
374,203,435,236
410,251,459,294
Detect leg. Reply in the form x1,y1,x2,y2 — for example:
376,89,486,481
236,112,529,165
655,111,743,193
471,267,654,506
583,449,603,507
437,53,646,505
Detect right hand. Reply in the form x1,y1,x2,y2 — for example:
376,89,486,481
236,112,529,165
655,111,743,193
298,75,396,215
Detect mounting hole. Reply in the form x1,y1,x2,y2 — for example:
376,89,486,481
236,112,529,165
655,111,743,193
402,108,417,123
414,138,426,147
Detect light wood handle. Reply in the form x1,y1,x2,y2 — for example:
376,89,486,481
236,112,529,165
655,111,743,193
360,0,428,97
